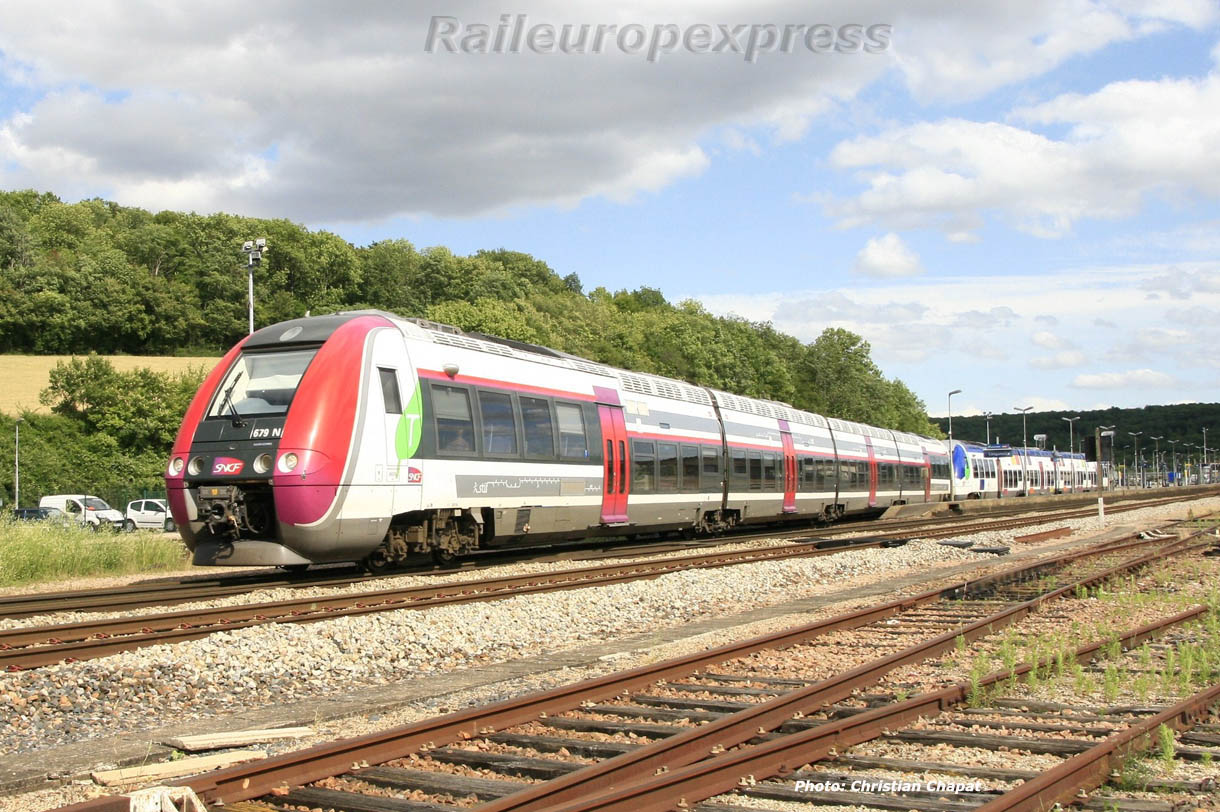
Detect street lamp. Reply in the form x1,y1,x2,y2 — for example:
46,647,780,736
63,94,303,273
1168,439,1179,486
1204,427,1210,483
1099,426,1115,490
1128,431,1142,487
242,238,267,335
984,411,993,445
1150,436,1162,486
1015,406,1033,495
947,390,961,443
13,417,21,509
1061,415,1080,456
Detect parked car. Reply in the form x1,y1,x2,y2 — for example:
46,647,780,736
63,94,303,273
38,495,125,531
9,506,66,523
125,499,176,532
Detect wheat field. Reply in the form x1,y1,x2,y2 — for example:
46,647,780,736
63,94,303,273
0,355,220,416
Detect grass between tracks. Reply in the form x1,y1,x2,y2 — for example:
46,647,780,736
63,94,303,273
0,517,189,586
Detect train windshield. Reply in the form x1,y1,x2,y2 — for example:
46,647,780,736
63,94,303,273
207,348,318,419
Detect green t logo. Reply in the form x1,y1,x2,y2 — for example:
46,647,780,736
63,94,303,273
396,385,423,460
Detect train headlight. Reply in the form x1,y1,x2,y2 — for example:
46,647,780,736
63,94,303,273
187,456,206,476
253,453,272,474
278,452,299,473
168,457,185,476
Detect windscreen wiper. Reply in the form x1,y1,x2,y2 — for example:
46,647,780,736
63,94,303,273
221,371,246,427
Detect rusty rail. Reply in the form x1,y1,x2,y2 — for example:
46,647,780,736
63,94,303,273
975,682,1220,812
51,528,1210,810
528,602,1215,812
1013,526,1072,544
1,536,897,670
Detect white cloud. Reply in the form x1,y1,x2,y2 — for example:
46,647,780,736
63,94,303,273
1032,330,1073,350
953,307,1020,329
1029,350,1088,369
0,1,1212,220
827,70,1220,239
698,260,1219,411
1071,369,1177,388
852,232,925,278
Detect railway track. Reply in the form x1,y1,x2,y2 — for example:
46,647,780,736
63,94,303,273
3,497,1211,671
52,522,1219,812
0,488,1203,622
0,535,905,670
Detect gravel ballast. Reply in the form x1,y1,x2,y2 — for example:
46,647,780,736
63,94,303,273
0,494,1215,811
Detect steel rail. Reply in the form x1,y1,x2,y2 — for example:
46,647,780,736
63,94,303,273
975,681,1220,812
5,501,1199,670
456,534,1214,812
526,601,1216,812
4,487,1203,620
50,529,1207,811
1,536,900,669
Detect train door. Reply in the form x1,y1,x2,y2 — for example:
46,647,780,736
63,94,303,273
866,436,877,508
780,430,797,513
923,450,932,502
596,403,629,524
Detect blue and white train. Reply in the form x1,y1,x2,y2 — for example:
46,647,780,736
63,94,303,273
949,442,1096,499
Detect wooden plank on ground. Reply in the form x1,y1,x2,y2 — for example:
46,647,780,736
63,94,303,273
161,726,312,751
91,749,266,786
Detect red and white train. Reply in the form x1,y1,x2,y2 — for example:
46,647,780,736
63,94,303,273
165,311,1087,570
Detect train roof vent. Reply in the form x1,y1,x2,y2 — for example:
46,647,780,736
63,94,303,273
620,373,654,396
432,332,514,357
653,379,683,400
567,359,616,378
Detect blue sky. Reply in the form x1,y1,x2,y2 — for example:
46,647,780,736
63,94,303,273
1,1,1219,418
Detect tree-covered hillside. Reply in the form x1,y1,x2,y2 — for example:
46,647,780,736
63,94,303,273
937,404,1220,460
0,189,936,434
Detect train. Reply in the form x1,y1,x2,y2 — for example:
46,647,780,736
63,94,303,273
165,310,1095,570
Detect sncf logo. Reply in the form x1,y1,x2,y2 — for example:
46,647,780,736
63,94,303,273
406,467,423,485
213,457,244,475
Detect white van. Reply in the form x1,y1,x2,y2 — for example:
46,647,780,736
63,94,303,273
38,494,125,531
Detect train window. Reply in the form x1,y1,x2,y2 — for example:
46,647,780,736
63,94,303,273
432,385,475,455
555,402,588,458
681,445,699,491
478,391,518,455
702,446,717,490
208,348,318,418
731,448,747,489
618,440,627,493
520,396,555,457
378,368,402,414
658,443,678,492
632,440,656,492
762,452,777,491
749,451,763,491
818,458,836,489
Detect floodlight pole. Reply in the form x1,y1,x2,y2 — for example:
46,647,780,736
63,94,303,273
242,238,267,335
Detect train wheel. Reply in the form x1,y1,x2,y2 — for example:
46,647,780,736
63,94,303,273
432,548,459,568
362,551,392,573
